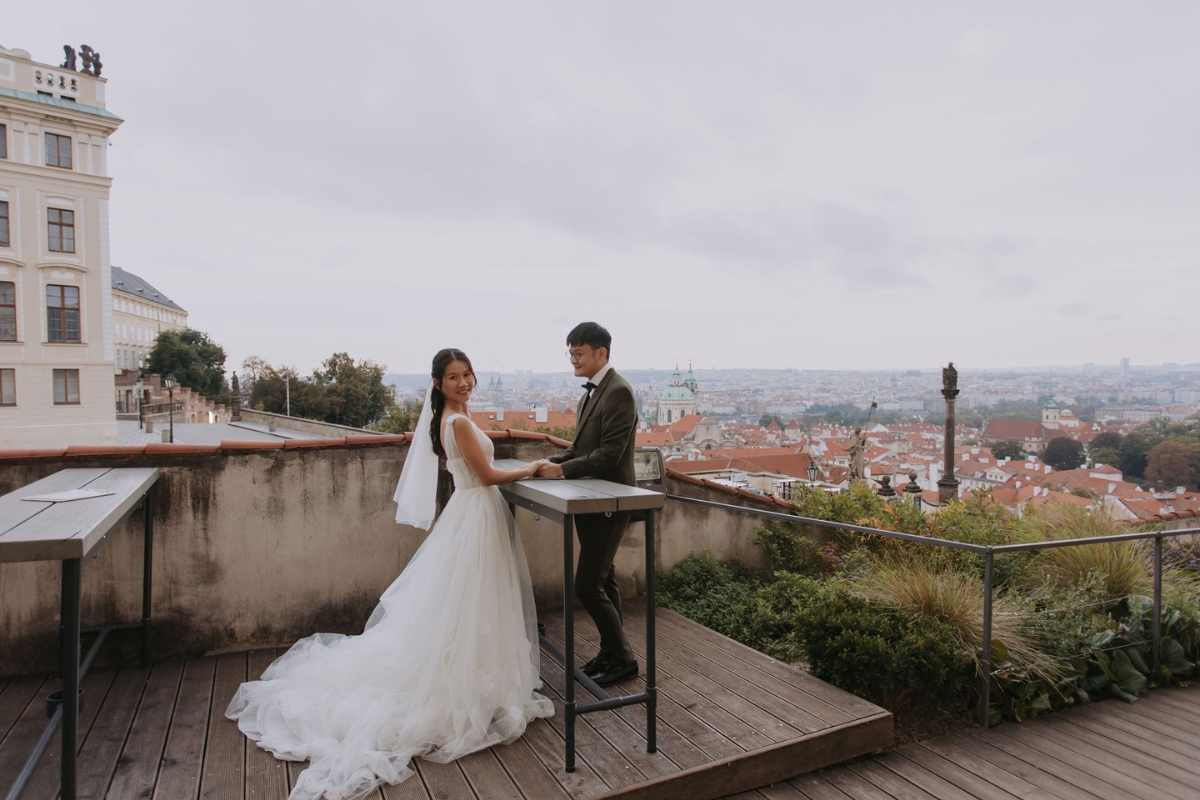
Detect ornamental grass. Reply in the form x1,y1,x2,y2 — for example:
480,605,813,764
1019,505,1152,602
850,555,1063,684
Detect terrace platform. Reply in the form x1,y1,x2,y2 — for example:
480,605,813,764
0,602,892,800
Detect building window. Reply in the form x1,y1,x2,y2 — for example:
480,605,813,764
48,208,75,252
46,284,80,342
0,281,14,341
0,123,6,159
0,200,8,246
45,133,72,169
52,368,80,404
0,369,13,405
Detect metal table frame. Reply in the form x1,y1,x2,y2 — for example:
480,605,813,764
497,463,664,772
1,467,159,800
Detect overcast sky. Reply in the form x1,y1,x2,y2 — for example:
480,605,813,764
7,2,1199,376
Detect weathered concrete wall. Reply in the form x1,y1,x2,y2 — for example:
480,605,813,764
235,409,386,438
0,446,784,677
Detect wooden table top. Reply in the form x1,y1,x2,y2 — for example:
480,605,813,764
0,467,160,563
494,459,665,515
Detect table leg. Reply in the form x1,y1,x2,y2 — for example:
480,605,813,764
61,559,81,800
563,513,575,773
141,483,155,668
645,511,657,754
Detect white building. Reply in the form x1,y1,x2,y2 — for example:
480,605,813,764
655,364,698,425
111,265,187,373
0,44,123,446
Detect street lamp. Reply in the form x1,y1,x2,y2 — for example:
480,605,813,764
807,459,819,486
163,373,176,443
134,378,144,430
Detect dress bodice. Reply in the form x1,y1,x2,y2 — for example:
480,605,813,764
443,413,491,490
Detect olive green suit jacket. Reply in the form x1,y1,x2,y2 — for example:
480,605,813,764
549,368,638,486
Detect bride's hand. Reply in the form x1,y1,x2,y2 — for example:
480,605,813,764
524,460,546,478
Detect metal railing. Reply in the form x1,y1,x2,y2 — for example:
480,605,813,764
665,493,1200,727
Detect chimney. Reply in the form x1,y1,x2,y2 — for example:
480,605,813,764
1044,465,1051,474
1178,487,1186,497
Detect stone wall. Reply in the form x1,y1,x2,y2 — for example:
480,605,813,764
0,440,782,676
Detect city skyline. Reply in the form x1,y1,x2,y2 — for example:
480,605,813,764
7,3,1200,376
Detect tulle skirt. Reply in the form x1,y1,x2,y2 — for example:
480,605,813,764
226,485,554,800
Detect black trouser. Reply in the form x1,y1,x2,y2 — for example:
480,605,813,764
574,511,635,665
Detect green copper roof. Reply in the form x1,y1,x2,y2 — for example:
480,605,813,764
0,86,122,121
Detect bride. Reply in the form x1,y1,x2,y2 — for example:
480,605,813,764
226,348,555,800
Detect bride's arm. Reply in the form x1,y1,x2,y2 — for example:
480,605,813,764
452,417,543,486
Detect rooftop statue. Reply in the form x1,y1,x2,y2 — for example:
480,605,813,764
61,45,77,71
79,45,103,77
942,361,957,394
848,427,866,484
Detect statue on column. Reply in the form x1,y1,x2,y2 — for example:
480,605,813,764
942,361,958,396
848,427,866,484
61,45,77,71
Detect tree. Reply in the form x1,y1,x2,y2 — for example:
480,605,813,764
146,328,228,401
372,401,422,434
991,440,1023,461
1118,431,1152,479
1089,432,1123,452
249,365,329,420
1145,440,1200,491
312,352,396,429
1043,438,1085,471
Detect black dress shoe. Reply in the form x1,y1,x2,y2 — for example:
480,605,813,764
580,655,609,678
594,659,639,687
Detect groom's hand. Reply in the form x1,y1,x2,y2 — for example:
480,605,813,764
537,462,564,478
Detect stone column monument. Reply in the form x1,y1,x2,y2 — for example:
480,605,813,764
938,362,961,504
230,372,242,422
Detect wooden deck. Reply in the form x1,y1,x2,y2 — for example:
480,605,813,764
0,603,891,800
736,681,1200,800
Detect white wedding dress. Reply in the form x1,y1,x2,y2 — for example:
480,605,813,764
226,413,554,800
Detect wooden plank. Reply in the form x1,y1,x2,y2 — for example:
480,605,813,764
640,613,857,729
871,750,981,800
106,660,185,800
1056,707,1200,775
533,651,648,792
1132,689,1200,725
457,748,523,800
936,734,1099,800
618,612,814,741
534,635,675,783
756,781,810,799
497,475,617,516
892,743,1022,800
568,480,665,512
15,669,115,800
654,609,883,720
847,758,938,800
587,715,891,800
415,758,477,800
199,653,248,800
380,768,433,800
0,468,158,563
67,666,150,800
912,738,1056,800
541,614,774,752
983,722,1172,800
817,768,895,800
787,773,852,800
518,715,611,799
0,468,111,537
1039,715,1200,792
1091,700,1200,747
962,727,1123,800
488,738,570,800
243,651,289,800
0,675,45,744
541,612,741,766
154,656,216,799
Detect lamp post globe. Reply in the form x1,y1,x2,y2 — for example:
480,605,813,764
134,378,144,430
807,460,818,486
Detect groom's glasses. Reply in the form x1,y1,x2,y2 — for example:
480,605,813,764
566,349,587,362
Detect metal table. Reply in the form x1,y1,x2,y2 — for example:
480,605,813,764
496,461,665,772
0,467,159,800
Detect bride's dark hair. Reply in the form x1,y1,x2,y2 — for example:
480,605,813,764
429,348,474,458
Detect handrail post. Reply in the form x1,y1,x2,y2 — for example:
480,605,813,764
1153,535,1162,679
980,548,994,729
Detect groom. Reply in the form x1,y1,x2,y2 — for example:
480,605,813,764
536,322,640,686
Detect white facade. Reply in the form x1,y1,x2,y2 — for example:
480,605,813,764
0,45,123,446
111,266,187,373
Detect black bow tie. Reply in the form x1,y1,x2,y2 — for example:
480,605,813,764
582,382,597,392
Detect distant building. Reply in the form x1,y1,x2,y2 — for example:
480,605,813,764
0,44,124,446
656,363,698,424
111,265,187,373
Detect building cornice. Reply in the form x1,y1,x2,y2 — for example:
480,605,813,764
0,87,121,125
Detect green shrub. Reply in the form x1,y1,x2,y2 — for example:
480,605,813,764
753,524,837,577
656,552,760,643
793,583,972,710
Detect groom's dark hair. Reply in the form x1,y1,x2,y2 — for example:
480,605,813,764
566,322,612,358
